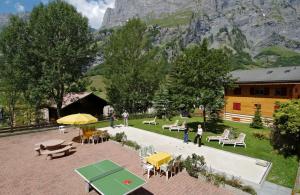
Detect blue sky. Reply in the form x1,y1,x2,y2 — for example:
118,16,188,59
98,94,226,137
0,0,115,29
0,0,47,13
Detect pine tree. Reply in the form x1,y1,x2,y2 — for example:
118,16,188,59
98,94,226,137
153,87,173,119
250,106,264,129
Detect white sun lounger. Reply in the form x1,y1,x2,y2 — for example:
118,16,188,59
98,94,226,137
143,116,158,125
206,129,230,144
162,120,179,130
221,133,246,148
169,121,186,132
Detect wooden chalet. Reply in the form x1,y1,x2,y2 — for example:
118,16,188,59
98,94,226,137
224,66,300,123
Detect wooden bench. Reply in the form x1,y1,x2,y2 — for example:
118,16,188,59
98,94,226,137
35,147,41,156
40,145,72,160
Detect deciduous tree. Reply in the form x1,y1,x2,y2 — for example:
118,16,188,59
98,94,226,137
28,0,96,117
271,100,300,157
169,39,235,128
0,16,27,129
103,18,166,113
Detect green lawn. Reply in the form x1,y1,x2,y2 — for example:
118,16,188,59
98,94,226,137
95,116,298,188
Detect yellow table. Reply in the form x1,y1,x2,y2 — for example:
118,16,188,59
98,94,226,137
146,152,172,169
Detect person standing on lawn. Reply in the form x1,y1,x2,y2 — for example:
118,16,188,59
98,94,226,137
183,122,189,144
110,112,116,128
122,110,129,127
194,124,203,147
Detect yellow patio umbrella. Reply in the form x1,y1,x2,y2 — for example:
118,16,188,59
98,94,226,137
57,113,98,139
57,113,98,125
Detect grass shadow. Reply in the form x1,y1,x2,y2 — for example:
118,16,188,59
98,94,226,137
186,121,230,134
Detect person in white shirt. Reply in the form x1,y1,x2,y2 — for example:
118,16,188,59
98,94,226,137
122,110,129,127
194,124,203,147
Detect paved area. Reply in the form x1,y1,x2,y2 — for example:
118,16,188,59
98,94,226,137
256,181,292,195
100,126,293,195
0,128,232,195
100,126,270,185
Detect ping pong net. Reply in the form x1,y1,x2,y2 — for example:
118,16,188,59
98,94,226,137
89,166,124,183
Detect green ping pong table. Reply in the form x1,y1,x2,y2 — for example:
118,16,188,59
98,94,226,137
75,160,146,195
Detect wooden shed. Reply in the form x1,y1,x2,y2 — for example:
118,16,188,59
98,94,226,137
48,92,107,122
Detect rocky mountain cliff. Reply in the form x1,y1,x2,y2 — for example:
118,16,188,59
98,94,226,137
101,0,300,68
102,0,197,28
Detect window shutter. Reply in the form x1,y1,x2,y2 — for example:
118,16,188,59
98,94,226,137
233,103,241,110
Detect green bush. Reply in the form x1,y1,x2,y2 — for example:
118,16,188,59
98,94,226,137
225,176,243,188
129,113,156,120
183,154,257,194
124,140,141,150
184,153,206,178
250,106,264,129
111,132,141,150
204,171,226,187
241,185,257,195
272,100,300,156
253,131,270,140
115,132,126,142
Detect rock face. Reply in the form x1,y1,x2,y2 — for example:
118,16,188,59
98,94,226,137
102,0,196,28
102,0,300,57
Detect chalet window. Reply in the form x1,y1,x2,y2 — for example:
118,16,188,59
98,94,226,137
250,87,269,96
250,88,254,95
233,103,241,110
275,87,287,96
233,88,242,95
264,88,270,95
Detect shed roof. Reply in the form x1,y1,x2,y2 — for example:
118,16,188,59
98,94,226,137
230,66,300,84
50,92,104,109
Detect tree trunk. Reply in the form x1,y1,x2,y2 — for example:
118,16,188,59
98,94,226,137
56,102,62,119
9,107,14,133
56,86,64,119
203,107,206,131
35,105,40,125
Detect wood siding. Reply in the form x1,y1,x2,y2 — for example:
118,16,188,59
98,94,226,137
225,96,289,118
225,84,298,118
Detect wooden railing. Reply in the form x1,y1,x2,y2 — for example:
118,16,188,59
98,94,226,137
0,123,59,134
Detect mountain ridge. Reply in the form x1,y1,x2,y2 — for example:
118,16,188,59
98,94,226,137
101,0,300,67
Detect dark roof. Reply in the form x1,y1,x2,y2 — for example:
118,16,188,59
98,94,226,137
230,66,300,84
49,92,106,109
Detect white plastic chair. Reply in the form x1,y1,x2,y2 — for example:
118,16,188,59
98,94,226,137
58,126,66,134
142,163,155,179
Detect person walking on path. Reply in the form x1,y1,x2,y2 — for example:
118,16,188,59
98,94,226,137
110,112,116,128
194,124,203,147
183,123,189,144
122,110,129,127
